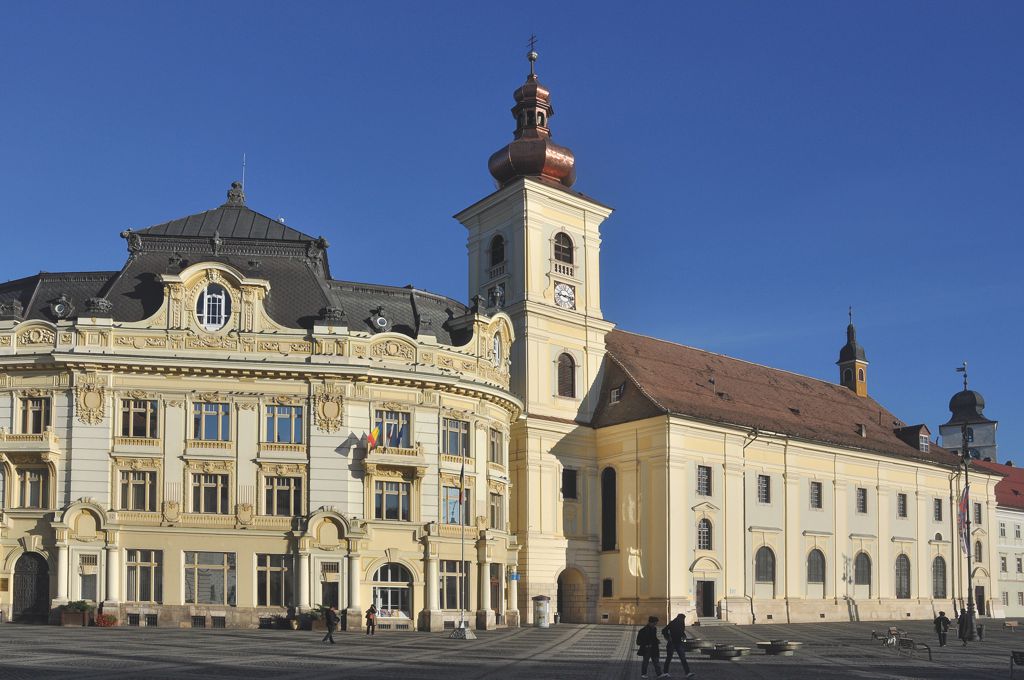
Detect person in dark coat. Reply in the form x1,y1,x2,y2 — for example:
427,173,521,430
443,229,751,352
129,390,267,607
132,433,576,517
933,611,951,647
957,610,971,646
636,616,668,679
365,604,377,636
663,613,696,677
322,606,339,644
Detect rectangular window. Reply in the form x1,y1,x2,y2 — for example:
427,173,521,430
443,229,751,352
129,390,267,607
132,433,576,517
20,397,50,434
439,560,469,610
974,502,982,525
257,554,293,607
193,402,231,441
918,435,930,453
374,410,410,448
1001,523,1007,538
696,465,712,496
934,498,943,522
757,475,771,504
856,487,868,514
441,485,471,525
374,480,411,521
1003,592,1010,607
79,555,98,601
126,549,162,603
489,492,504,530
488,429,503,465
602,578,613,597
19,469,48,509
897,493,908,518
120,470,157,512
609,385,624,404
1017,525,1022,539
184,552,235,606
191,473,230,514
1019,592,1023,607
810,481,823,509
265,405,303,444
1018,558,1023,574
1002,556,1008,572
562,468,578,500
264,476,302,516
442,418,470,457
121,399,159,438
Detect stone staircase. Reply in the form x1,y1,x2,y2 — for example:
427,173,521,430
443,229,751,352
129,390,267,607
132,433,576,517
696,617,737,627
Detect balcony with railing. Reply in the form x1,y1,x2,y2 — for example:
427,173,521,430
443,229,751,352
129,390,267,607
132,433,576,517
363,443,427,472
551,259,575,279
488,261,507,280
0,427,61,461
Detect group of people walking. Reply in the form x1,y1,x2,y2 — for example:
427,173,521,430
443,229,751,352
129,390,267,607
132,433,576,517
636,614,697,679
320,604,379,643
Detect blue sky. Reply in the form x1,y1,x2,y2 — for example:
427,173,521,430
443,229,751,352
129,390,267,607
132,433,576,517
2,2,1021,460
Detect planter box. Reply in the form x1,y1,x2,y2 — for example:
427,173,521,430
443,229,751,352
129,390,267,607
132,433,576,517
60,610,88,627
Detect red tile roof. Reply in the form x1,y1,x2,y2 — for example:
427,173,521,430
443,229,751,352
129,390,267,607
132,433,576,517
971,459,1023,510
604,329,957,469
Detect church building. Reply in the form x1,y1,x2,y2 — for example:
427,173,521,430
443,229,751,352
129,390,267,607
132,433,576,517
0,50,1002,627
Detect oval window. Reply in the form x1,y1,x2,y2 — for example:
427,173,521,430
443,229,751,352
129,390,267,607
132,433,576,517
196,283,231,331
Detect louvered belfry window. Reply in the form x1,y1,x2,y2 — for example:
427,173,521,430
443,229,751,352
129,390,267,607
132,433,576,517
557,353,575,398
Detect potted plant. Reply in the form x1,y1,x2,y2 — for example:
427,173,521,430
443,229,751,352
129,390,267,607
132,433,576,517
306,604,329,631
60,600,94,627
94,613,118,627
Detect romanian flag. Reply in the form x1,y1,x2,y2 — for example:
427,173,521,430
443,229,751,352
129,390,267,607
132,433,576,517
367,425,381,451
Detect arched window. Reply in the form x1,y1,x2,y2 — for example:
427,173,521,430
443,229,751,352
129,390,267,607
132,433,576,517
857,368,865,381
974,541,982,563
843,368,852,385
553,232,574,264
492,333,502,368
895,554,911,599
196,283,231,331
371,563,413,619
807,549,825,585
489,235,505,267
0,465,5,508
557,353,576,398
754,546,775,584
600,468,616,551
697,518,712,550
932,556,947,599
854,552,871,586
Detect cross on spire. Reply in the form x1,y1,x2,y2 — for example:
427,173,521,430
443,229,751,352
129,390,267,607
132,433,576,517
848,306,853,325
956,361,968,391
527,34,538,76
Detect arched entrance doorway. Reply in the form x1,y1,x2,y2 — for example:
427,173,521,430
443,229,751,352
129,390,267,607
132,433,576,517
13,552,50,623
556,568,586,623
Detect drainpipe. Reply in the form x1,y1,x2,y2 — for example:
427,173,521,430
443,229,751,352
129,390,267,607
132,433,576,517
742,429,760,624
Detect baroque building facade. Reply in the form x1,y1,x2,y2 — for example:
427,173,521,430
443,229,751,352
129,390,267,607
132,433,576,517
0,51,1005,628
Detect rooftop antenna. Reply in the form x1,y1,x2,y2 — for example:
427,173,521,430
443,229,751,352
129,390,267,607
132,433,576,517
241,153,247,190
956,361,968,391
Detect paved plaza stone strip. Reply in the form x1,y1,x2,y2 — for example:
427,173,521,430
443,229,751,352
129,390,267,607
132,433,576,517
0,621,1018,679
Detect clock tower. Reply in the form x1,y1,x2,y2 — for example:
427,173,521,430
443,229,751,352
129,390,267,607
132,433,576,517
455,48,613,622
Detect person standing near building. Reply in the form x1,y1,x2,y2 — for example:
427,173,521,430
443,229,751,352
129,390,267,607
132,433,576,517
636,616,669,679
365,604,377,636
933,611,951,647
322,606,339,644
663,613,696,677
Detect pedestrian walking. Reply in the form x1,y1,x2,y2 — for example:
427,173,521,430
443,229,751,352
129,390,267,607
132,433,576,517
365,604,377,636
933,611,951,647
636,616,669,679
322,606,339,644
662,613,696,678
957,610,970,646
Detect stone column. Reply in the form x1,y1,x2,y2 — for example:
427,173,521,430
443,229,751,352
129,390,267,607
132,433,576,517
508,567,520,625
104,544,120,605
419,550,443,631
55,542,69,602
476,559,494,630
345,551,362,630
298,553,311,609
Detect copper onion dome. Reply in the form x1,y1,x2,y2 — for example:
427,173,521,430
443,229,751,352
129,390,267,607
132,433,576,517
488,50,577,189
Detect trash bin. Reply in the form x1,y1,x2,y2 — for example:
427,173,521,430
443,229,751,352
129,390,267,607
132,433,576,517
532,595,550,628
553,612,560,624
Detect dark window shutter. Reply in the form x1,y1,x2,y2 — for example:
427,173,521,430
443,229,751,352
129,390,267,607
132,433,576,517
557,354,575,397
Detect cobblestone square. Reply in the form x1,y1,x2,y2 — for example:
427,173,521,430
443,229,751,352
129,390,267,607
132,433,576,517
0,620,1018,679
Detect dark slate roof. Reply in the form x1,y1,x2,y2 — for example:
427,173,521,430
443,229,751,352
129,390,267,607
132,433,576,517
597,329,958,469
137,205,316,242
0,272,115,323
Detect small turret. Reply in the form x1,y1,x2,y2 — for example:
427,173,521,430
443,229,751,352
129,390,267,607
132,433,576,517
837,307,868,397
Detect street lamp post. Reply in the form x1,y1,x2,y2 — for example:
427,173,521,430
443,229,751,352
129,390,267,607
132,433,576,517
959,421,976,642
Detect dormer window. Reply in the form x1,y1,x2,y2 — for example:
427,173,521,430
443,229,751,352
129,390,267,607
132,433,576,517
196,283,231,331
609,384,625,404
919,435,930,453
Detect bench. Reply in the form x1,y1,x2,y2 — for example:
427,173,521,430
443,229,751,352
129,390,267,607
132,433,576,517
1006,621,1020,632
896,638,932,663
1011,651,1024,679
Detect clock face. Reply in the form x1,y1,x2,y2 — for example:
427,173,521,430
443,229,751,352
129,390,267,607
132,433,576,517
554,283,576,310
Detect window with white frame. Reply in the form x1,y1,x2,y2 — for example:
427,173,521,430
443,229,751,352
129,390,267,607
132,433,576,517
19,469,48,508
265,405,303,444
1017,524,1022,539
897,493,908,518
488,429,503,465
810,480,823,509
264,476,302,516
1004,592,1010,606
374,480,411,521
974,502,983,525
697,465,712,496
374,410,410,448
918,435,930,452
1018,557,1023,574
256,554,293,607
126,549,162,603
121,399,159,439
1002,555,1008,572
120,470,157,512
697,518,713,550
757,475,771,504
20,397,50,434
1019,592,1023,606
193,402,231,441
442,418,470,457
79,554,98,601
191,473,230,514
441,485,470,525
372,563,412,618
1001,522,1007,538
934,498,943,522
439,560,469,610
856,487,868,513
184,551,235,605
196,283,231,331
489,492,504,530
